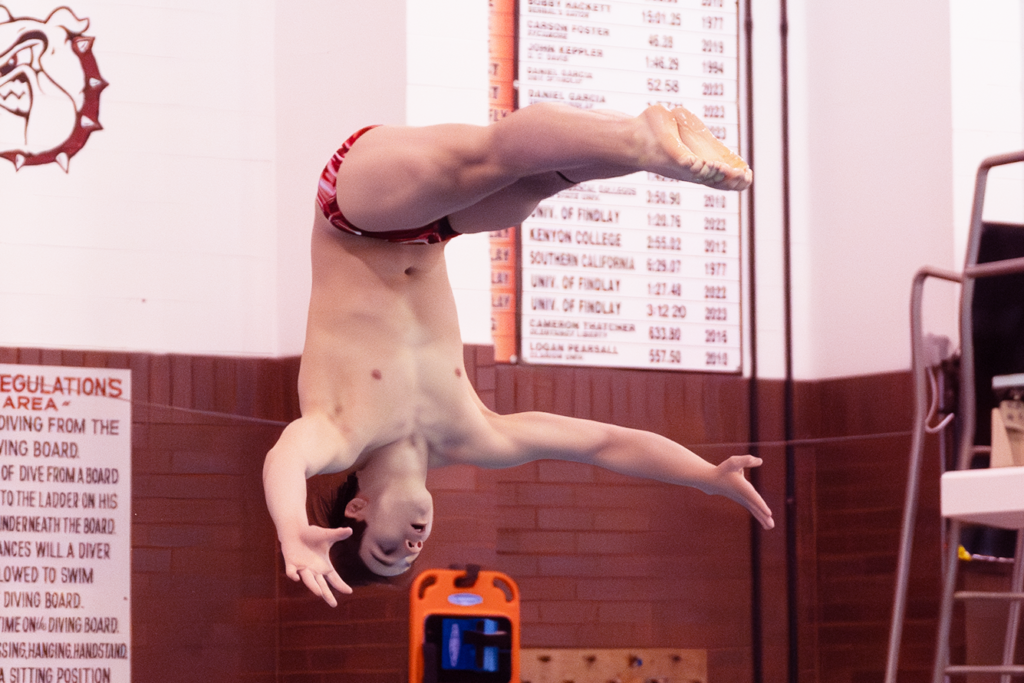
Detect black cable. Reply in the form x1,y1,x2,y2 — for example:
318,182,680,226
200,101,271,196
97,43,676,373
742,2,763,683
778,0,797,680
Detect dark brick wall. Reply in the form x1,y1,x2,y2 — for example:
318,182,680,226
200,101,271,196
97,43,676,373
792,374,942,683
485,360,764,683
1,346,948,683
0,347,297,683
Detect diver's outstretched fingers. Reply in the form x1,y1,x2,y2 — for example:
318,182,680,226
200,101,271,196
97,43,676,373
326,569,353,596
295,567,340,607
721,454,763,472
713,455,774,530
297,567,326,600
314,572,338,608
325,526,354,543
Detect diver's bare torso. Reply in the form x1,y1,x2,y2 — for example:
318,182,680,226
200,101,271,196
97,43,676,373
299,212,490,472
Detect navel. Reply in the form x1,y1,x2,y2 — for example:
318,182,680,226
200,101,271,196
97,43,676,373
372,369,382,380
454,368,462,378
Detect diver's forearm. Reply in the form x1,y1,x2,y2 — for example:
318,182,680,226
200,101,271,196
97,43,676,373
263,448,312,540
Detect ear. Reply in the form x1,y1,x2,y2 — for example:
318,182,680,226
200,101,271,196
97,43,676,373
0,7,12,23
46,7,89,35
344,496,368,521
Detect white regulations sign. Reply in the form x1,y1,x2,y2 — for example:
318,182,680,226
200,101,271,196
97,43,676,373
517,0,743,372
0,364,131,683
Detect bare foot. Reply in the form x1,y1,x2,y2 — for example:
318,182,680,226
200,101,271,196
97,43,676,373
641,105,752,191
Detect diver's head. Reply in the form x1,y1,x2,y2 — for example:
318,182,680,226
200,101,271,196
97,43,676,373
344,484,433,576
322,472,432,584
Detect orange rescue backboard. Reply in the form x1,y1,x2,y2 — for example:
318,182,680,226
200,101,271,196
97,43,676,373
409,566,520,683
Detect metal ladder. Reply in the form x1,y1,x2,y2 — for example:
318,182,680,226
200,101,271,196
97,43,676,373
885,150,1024,683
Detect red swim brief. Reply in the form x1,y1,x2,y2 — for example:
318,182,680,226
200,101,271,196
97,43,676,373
316,126,459,245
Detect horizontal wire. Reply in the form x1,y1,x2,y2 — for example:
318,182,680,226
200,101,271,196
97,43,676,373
128,400,290,427
123,399,917,449
2,385,921,448
689,429,915,451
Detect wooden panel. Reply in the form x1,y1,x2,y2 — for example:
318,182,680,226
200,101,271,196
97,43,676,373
521,648,707,683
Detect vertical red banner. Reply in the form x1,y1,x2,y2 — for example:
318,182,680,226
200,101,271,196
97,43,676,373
489,0,517,362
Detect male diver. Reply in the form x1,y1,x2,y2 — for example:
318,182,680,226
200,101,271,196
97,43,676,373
263,103,772,606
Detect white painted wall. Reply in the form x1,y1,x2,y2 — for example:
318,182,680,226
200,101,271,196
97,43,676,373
747,0,788,380
782,0,958,380
4,0,1019,377
949,0,1024,269
0,0,277,355
767,0,1024,381
407,0,491,347
272,1,409,356
748,0,1024,381
0,0,489,356
272,0,490,354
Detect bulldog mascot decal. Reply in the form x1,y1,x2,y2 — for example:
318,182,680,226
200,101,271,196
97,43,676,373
0,5,106,171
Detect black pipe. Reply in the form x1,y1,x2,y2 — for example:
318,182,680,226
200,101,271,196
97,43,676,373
742,2,763,683
778,1,798,682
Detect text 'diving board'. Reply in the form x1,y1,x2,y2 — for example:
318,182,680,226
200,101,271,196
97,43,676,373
0,364,131,683
517,0,743,372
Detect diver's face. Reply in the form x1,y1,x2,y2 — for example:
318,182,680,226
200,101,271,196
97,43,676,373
353,493,433,576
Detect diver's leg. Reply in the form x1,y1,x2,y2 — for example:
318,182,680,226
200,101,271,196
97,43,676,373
334,103,750,234
445,170,575,234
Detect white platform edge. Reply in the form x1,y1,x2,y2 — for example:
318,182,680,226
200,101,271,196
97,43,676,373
941,465,1024,529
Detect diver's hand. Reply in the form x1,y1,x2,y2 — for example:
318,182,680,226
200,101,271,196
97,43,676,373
705,455,774,530
280,524,354,607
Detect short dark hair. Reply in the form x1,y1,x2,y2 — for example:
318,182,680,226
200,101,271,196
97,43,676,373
306,472,409,588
